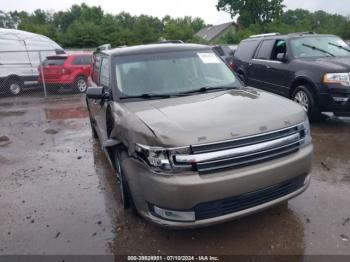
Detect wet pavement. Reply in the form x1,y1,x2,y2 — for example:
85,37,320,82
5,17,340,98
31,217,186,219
0,94,349,255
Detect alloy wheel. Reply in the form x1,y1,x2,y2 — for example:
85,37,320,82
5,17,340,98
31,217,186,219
294,90,309,112
77,79,87,93
9,83,21,95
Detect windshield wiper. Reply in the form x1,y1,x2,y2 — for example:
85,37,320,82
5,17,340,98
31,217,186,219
302,43,335,57
328,42,350,52
120,93,171,100
174,86,238,96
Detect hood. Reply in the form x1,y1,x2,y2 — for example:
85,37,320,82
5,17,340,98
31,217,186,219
122,88,306,147
298,56,350,72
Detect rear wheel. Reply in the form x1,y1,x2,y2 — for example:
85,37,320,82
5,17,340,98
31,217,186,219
7,79,22,96
114,148,137,213
292,85,321,122
74,76,87,93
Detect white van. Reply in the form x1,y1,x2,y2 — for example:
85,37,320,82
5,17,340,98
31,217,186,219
0,28,64,95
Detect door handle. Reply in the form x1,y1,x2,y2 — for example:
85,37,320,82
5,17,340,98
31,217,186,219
266,65,271,69
248,62,253,66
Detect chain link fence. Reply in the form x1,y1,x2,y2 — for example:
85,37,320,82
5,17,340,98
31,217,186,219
0,49,92,99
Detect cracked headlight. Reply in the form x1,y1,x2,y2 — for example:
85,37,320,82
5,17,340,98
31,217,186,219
135,144,171,170
135,144,191,172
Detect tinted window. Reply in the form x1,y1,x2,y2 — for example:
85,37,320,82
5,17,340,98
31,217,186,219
100,58,110,87
234,40,259,61
255,40,275,60
72,55,92,65
42,58,66,66
92,55,102,84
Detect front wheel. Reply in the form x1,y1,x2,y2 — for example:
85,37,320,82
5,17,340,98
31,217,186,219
114,149,137,213
74,76,87,93
292,86,321,122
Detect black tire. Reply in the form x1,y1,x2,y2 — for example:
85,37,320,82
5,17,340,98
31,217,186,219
87,106,98,139
90,118,98,139
73,76,87,93
292,85,321,122
114,148,137,213
6,79,22,96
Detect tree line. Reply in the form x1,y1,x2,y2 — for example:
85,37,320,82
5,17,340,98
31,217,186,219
0,4,206,48
216,0,350,44
1,1,350,48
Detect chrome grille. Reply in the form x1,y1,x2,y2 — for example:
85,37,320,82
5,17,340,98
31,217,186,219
174,124,306,175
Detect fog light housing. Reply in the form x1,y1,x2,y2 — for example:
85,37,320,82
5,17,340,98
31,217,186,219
151,205,195,222
333,97,349,103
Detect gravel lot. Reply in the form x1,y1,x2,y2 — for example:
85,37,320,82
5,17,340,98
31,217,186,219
0,94,349,256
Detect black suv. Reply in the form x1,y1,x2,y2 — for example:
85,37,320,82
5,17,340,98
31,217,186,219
233,32,350,120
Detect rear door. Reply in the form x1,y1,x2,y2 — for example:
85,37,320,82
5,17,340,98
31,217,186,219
72,55,93,78
249,39,275,91
233,39,259,84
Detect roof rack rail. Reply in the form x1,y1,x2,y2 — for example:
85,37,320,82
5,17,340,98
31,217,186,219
288,31,316,35
158,40,184,44
95,44,112,52
249,33,280,39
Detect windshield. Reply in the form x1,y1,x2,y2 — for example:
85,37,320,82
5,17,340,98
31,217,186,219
290,36,350,58
115,50,239,97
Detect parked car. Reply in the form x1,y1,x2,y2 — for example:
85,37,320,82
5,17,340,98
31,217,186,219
233,32,350,121
212,44,237,69
0,28,64,96
38,53,92,93
86,43,313,228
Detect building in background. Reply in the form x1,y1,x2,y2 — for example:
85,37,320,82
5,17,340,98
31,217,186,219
195,22,237,44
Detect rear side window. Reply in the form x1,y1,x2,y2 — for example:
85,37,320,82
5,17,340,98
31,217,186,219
99,58,110,87
92,55,102,84
72,55,92,65
234,40,259,61
255,40,275,60
43,58,66,66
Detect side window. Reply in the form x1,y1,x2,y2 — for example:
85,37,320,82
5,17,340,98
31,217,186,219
82,56,92,65
234,40,259,61
271,40,287,60
73,55,92,65
72,56,82,65
92,55,102,84
255,40,275,60
99,58,110,87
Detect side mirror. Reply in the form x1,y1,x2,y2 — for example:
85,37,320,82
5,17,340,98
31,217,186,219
276,53,288,63
86,86,109,99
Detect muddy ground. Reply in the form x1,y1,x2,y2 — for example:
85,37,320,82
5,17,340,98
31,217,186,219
0,94,349,256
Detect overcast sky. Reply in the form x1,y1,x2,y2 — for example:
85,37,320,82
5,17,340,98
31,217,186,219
1,0,349,25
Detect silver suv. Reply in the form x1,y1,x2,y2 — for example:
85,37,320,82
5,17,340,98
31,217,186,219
86,43,313,228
